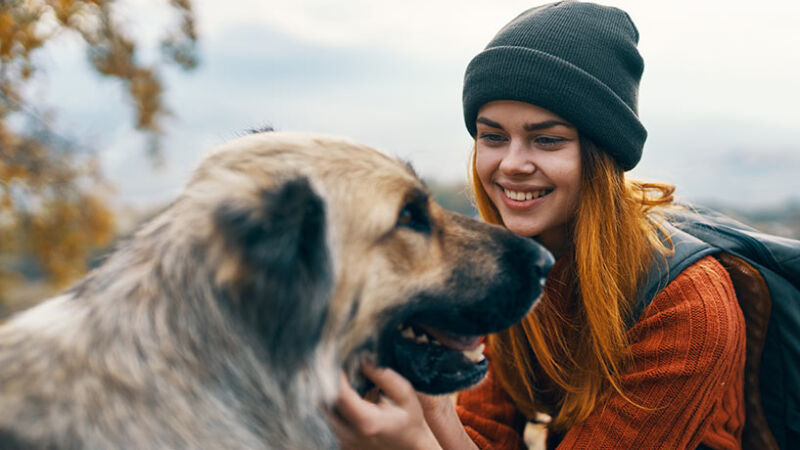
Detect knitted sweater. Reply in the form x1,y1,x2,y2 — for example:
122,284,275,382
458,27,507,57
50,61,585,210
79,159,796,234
456,255,746,449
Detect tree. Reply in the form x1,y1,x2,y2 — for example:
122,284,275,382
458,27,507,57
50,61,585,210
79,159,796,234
0,0,198,304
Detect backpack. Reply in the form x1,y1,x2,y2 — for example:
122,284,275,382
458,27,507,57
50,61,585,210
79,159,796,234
631,205,800,450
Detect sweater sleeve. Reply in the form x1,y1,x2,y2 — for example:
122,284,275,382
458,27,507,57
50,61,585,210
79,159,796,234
455,366,528,450
556,255,746,449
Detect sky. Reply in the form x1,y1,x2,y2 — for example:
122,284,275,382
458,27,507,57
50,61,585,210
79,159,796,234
33,0,800,210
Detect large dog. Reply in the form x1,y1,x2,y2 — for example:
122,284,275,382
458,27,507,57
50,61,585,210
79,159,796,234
0,131,552,449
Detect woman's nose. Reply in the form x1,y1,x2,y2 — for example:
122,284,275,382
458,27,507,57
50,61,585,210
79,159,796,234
498,141,535,175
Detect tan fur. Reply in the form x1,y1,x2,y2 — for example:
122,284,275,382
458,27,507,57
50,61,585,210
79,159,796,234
0,132,551,449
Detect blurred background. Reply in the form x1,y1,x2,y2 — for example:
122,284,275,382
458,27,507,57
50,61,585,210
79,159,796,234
2,0,799,315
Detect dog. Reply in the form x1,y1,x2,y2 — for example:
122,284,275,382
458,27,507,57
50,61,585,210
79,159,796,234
0,131,552,449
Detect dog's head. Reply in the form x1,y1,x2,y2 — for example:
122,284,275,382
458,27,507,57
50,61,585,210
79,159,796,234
178,131,552,395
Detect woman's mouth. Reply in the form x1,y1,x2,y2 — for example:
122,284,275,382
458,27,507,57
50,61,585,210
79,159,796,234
501,186,554,203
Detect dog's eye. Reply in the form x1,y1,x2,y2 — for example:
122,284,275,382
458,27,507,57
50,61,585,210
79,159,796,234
397,202,430,233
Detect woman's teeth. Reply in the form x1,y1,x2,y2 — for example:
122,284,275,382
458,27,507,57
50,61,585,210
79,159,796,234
503,187,552,201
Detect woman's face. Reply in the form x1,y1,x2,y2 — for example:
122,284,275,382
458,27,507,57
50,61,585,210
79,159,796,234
475,100,582,256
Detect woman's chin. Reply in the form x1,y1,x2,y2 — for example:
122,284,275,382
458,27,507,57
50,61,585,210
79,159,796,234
499,217,571,258
499,218,542,238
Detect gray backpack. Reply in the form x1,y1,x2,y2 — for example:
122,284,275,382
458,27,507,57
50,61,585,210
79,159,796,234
631,206,800,450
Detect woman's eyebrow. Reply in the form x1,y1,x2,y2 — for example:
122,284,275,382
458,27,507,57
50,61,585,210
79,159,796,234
476,117,573,132
476,117,504,130
523,120,573,131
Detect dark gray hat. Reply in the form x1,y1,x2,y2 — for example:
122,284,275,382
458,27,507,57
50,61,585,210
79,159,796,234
463,1,646,171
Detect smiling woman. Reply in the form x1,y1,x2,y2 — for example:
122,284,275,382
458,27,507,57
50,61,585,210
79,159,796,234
457,2,748,449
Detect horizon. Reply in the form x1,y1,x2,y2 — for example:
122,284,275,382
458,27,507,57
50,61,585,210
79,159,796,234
23,0,800,210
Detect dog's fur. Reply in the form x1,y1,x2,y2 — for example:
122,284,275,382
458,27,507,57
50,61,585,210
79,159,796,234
0,132,552,449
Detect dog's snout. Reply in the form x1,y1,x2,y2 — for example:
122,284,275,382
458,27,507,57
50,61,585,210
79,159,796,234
509,236,553,290
533,241,555,284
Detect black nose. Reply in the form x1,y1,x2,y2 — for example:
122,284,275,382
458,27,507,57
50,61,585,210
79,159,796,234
532,239,555,286
498,230,553,269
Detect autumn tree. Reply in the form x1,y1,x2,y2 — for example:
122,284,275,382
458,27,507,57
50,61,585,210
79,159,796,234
0,0,197,306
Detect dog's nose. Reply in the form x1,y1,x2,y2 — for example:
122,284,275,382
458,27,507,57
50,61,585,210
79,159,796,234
532,241,555,285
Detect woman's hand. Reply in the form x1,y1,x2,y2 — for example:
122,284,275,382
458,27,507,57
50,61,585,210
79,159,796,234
330,362,442,450
417,392,479,450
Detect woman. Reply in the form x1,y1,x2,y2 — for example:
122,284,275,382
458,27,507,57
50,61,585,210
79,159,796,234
332,2,746,449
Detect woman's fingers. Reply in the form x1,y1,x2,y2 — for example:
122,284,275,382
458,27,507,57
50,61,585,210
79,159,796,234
360,362,416,407
331,368,443,450
334,365,419,433
335,372,382,431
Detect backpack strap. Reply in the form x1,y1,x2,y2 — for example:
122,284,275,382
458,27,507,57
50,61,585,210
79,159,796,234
628,221,718,327
715,253,779,449
668,206,800,291
631,207,798,448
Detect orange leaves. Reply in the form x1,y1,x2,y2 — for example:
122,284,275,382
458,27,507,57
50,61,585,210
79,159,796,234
0,13,14,48
51,0,78,25
78,1,196,153
1,159,30,182
2,0,198,153
1,134,115,296
27,193,115,288
129,68,164,132
87,32,136,77
0,0,198,303
0,2,47,59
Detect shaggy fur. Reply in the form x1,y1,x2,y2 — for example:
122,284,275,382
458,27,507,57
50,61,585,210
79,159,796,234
0,132,552,449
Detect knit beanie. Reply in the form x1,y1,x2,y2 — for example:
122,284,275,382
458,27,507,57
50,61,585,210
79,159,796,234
463,1,646,171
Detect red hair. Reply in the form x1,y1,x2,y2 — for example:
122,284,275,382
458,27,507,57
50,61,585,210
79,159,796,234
468,137,675,430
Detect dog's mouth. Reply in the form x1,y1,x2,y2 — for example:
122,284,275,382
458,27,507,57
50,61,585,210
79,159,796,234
370,313,493,395
343,229,553,396
347,268,548,395
343,313,493,397
399,323,486,364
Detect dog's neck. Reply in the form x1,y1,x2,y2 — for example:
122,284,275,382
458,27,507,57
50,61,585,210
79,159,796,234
0,256,341,449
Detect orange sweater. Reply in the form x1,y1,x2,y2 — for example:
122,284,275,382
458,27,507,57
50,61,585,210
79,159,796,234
456,255,746,449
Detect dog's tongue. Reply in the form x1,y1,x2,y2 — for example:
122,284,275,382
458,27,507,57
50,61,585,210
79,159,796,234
418,325,483,351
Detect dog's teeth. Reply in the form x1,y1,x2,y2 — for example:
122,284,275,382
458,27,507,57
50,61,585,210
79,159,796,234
462,343,486,363
401,327,415,340
416,334,429,344
432,339,442,346
463,350,485,363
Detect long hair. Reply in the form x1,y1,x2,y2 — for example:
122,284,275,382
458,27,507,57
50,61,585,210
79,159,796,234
468,137,675,430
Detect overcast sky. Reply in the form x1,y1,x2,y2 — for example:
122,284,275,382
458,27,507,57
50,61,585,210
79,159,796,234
37,0,800,209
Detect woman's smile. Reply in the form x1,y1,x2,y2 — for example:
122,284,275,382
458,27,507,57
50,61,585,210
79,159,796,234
498,184,554,209
475,100,582,253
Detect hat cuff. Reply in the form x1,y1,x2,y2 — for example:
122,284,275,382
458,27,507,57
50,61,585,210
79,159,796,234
463,46,646,171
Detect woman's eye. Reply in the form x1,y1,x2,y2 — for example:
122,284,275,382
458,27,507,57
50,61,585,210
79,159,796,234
479,133,507,144
534,136,565,146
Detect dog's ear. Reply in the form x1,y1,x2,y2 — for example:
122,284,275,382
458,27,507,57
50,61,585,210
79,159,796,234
214,177,331,372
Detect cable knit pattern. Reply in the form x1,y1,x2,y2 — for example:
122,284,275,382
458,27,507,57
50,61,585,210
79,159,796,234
456,255,746,449
458,368,529,450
